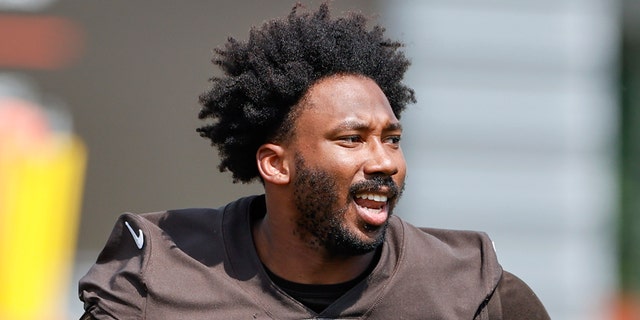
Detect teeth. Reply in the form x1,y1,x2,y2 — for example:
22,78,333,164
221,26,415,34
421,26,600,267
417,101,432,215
355,193,388,202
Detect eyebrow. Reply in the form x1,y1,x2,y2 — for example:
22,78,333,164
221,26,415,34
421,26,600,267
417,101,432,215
331,120,403,132
386,122,403,131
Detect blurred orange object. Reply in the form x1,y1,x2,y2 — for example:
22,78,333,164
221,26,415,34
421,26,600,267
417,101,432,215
0,15,84,70
611,293,640,320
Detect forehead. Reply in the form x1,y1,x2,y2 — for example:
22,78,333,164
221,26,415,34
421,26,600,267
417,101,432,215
295,75,398,129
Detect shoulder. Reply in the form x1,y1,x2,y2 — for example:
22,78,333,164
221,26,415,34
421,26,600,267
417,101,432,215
90,207,223,262
378,218,503,317
390,217,498,262
139,208,223,247
78,196,258,319
383,218,549,319
87,197,255,272
78,208,220,318
128,194,260,258
419,225,495,249
492,271,551,319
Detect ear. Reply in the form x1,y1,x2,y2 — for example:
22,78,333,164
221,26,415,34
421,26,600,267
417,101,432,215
256,143,290,185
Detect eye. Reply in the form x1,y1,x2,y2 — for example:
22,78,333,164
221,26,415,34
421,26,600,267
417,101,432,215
338,135,363,147
385,135,402,147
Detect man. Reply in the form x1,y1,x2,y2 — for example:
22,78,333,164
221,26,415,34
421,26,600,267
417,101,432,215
79,3,550,319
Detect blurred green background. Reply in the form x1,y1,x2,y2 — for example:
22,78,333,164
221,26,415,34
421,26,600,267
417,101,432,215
620,0,640,300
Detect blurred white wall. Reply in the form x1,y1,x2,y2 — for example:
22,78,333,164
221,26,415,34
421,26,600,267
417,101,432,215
381,1,619,319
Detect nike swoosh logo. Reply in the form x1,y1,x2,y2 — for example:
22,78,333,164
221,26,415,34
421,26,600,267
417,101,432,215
125,221,144,249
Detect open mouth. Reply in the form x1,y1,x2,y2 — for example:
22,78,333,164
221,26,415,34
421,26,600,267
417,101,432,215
352,192,390,227
354,193,387,210
348,176,399,228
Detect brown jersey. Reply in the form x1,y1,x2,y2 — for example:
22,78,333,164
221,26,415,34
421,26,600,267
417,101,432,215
79,195,549,319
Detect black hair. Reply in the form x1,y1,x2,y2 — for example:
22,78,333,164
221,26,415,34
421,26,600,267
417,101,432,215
197,3,416,183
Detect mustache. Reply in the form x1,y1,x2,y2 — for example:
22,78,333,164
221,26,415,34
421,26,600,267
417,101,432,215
349,176,401,200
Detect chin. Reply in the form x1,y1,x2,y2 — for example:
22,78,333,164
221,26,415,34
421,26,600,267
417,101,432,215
325,221,388,257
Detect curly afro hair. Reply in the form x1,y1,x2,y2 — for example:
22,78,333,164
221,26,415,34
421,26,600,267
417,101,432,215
197,3,416,183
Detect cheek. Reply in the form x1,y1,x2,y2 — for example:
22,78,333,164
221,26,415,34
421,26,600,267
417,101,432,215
294,146,359,184
314,143,362,170
330,155,365,181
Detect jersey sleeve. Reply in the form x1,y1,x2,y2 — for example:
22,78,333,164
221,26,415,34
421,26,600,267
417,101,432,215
496,271,550,320
78,213,150,319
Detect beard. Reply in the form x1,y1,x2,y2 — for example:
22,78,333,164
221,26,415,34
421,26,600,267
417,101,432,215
292,154,403,257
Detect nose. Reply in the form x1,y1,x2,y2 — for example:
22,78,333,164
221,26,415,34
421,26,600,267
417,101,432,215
363,140,400,177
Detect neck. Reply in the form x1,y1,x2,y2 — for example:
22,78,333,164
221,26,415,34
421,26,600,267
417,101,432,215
252,207,376,285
